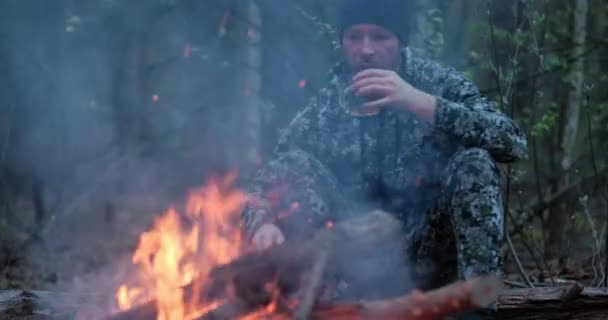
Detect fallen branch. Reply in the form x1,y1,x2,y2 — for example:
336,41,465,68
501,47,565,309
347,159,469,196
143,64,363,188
311,276,502,320
498,284,608,320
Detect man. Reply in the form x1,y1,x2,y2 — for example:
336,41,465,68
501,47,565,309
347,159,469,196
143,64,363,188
241,0,526,315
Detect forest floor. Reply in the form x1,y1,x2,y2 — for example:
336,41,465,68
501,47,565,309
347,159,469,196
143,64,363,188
0,194,167,292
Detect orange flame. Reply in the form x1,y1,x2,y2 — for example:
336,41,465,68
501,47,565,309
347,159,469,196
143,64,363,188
116,173,248,320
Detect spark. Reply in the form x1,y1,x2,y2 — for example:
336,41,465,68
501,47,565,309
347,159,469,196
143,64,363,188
299,79,307,88
219,10,231,37
184,43,191,58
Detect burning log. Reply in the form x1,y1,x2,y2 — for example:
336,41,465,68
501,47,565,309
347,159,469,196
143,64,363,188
193,276,501,320
310,275,502,320
109,210,404,320
196,298,257,320
205,210,404,301
109,210,502,320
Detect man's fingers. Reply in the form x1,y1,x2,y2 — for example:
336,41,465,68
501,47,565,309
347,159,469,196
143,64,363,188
258,233,283,250
252,225,285,250
353,69,393,81
362,96,391,109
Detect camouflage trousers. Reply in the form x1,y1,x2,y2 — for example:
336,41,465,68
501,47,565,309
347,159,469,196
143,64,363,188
243,147,504,300
414,147,504,290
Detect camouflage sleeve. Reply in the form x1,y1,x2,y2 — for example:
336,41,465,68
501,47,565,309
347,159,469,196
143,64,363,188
241,93,325,236
432,68,528,163
274,92,323,155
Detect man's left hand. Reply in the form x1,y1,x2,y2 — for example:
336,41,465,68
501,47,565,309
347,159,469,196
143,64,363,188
348,69,437,123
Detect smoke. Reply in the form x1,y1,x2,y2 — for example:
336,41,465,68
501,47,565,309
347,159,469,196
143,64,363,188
0,0,441,317
0,0,245,294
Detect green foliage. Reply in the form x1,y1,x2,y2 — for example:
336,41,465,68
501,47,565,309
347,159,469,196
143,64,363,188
423,8,445,60
531,105,558,137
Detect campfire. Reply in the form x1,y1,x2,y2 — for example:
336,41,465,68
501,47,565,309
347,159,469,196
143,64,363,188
113,172,273,320
110,173,502,320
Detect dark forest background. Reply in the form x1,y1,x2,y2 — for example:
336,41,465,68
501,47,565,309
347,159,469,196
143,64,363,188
0,0,607,291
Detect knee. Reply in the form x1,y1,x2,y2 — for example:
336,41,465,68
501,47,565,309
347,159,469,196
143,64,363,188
441,148,503,230
444,148,500,193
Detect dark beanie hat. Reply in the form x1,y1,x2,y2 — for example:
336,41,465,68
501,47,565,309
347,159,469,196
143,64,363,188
339,0,410,43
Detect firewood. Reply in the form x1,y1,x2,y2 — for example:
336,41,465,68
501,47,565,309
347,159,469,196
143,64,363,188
196,298,255,320
206,210,403,301
310,275,503,320
108,211,402,320
293,232,332,320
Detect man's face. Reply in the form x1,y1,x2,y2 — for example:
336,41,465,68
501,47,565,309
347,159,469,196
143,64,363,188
341,24,401,74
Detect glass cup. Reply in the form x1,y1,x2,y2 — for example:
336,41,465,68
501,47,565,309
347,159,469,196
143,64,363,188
340,86,380,117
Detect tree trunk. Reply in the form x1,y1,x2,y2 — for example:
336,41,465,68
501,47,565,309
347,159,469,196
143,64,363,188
545,0,589,261
240,0,262,173
409,0,430,54
560,0,588,171
441,0,466,67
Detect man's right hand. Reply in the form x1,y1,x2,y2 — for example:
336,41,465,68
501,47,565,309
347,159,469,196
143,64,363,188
251,223,285,251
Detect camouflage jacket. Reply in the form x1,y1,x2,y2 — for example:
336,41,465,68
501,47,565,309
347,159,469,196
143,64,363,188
242,47,527,236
